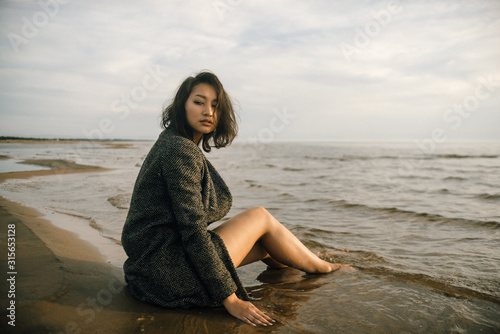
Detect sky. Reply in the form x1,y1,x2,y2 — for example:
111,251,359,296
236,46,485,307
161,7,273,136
0,0,499,141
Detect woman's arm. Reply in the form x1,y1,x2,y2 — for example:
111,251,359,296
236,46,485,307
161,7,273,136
161,139,237,303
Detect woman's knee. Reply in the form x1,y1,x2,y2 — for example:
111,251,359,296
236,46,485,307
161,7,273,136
247,207,271,221
247,207,278,231
247,206,268,216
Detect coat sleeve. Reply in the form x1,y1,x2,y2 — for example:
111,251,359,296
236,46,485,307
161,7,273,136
161,139,237,303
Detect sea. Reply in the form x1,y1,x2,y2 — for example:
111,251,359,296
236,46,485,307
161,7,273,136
0,138,499,333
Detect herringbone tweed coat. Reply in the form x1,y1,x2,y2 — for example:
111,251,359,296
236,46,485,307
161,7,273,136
121,127,249,308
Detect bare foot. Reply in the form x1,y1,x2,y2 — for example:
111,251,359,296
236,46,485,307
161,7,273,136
331,263,357,272
315,253,356,273
310,260,342,274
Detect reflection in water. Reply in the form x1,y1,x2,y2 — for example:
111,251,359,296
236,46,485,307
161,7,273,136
246,267,332,333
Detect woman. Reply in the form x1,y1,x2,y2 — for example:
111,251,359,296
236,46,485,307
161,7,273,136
121,71,343,327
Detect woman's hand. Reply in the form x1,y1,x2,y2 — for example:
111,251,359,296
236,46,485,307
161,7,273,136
223,293,274,327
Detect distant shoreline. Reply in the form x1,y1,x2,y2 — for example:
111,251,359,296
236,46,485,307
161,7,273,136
0,136,149,143
1,136,499,144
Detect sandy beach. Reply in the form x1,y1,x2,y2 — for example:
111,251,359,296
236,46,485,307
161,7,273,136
0,159,267,334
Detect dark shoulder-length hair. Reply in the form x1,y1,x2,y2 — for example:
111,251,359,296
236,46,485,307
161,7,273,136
161,71,238,152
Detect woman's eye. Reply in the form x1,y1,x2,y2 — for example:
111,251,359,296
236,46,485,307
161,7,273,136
194,101,203,105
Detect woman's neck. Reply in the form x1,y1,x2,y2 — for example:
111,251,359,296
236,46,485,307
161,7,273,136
193,133,202,146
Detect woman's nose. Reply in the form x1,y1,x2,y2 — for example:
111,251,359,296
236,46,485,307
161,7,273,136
204,106,214,116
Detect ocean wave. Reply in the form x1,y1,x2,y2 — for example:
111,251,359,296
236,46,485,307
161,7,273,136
358,266,500,304
50,208,113,241
322,248,500,304
398,154,499,160
474,193,500,201
303,155,401,161
315,247,500,303
302,154,499,162
399,175,433,180
277,192,296,199
434,154,499,159
349,250,392,266
246,182,264,189
89,218,103,232
283,167,304,172
302,239,330,250
443,176,466,181
243,179,277,192
107,193,131,210
311,199,500,229
103,235,122,245
291,224,353,236
50,208,92,220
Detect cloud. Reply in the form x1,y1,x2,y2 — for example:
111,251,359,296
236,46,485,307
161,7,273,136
0,0,499,140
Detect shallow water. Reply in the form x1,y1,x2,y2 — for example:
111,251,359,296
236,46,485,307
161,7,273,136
0,157,51,173
1,139,499,332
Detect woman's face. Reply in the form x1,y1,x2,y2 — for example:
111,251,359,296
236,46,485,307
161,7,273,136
185,83,218,144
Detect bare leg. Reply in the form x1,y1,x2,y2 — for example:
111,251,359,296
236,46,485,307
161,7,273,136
239,241,288,269
215,207,342,326
214,207,339,274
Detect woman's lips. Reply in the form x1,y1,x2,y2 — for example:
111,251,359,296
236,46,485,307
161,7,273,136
200,120,213,126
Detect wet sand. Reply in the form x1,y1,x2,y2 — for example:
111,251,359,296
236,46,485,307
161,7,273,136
0,159,287,333
0,159,108,183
